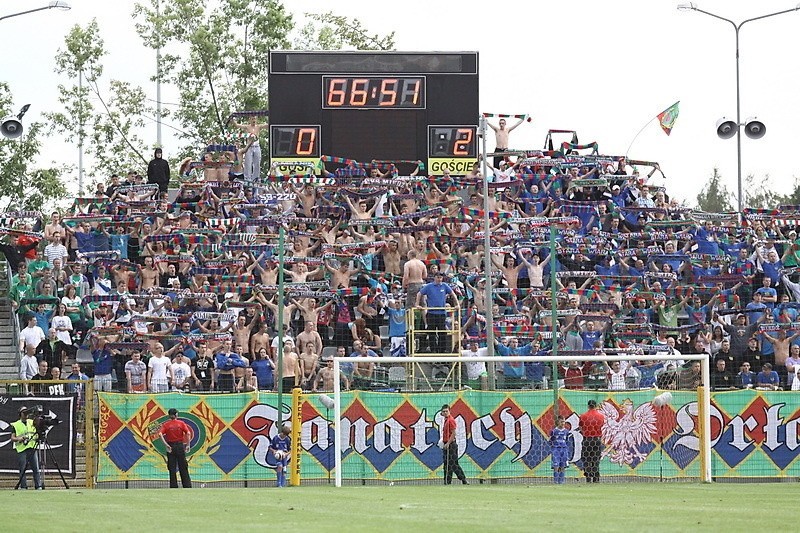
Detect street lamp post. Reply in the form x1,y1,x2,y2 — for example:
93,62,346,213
0,1,71,22
677,3,800,213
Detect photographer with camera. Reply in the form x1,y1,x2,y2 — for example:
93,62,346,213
10,406,42,490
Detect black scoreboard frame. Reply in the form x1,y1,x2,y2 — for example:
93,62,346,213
268,51,479,174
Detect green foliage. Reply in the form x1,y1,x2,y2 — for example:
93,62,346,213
132,0,395,153
696,168,733,212
742,173,782,210
296,12,395,51
47,20,151,184
133,0,294,144
0,84,68,212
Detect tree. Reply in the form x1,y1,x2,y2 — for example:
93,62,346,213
696,168,734,212
134,0,294,146
742,173,782,210
133,1,395,153
296,12,395,51
777,177,800,207
0,84,68,212
48,20,151,188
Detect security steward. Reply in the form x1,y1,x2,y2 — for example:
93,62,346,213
578,399,606,483
159,408,192,488
11,406,42,490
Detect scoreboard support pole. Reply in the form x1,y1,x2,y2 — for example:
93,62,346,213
479,115,496,389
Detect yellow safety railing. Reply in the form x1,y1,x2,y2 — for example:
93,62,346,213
406,306,461,391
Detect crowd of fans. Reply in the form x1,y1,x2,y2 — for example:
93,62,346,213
7,133,800,396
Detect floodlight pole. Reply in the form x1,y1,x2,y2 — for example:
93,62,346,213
679,3,800,213
549,223,559,419
276,224,286,429
479,115,496,388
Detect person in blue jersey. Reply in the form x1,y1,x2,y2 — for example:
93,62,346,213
415,272,458,354
270,424,292,488
550,416,570,484
494,336,533,389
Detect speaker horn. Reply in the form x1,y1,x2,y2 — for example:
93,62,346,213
743,117,766,140
1,117,23,139
318,394,335,410
715,117,738,140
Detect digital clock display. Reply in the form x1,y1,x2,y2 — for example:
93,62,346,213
429,126,477,157
322,76,425,109
270,126,321,158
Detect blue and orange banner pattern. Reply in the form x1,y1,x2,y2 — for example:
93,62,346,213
97,390,800,482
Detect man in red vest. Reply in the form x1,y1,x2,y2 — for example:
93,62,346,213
159,408,192,488
440,404,468,485
578,399,605,483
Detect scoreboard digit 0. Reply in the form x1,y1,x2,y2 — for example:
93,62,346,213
268,51,478,175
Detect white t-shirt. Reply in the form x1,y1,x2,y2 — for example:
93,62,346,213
462,347,488,380
171,361,192,388
148,355,171,382
20,326,46,350
51,315,73,344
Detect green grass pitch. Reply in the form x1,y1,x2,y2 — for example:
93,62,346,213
1,483,789,532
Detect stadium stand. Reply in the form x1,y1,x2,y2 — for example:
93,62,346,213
3,134,798,395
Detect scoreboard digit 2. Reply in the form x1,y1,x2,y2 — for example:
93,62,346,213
268,51,478,175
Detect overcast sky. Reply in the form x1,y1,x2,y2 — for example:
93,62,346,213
2,0,800,206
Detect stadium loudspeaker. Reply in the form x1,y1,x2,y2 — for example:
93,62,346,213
318,394,335,410
715,117,738,140
743,117,766,139
1,117,23,139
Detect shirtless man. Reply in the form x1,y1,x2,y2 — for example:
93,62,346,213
380,239,403,278
487,116,526,167
232,307,261,358
403,249,427,309
461,243,485,271
284,261,324,283
291,297,334,326
231,115,268,180
247,321,270,357
344,196,378,221
294,184,317,217
279,341,301,393
325,258,360,289
298,341,319,389
249,253,278,285
295,320,323,358
140,256,159,290
313,218,340,245
312,358,349,392
44,212,66,240
258,293,294,328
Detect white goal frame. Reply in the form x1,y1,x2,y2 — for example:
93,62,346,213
332,352,711,487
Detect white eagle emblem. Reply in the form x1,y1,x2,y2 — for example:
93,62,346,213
599,399,658,466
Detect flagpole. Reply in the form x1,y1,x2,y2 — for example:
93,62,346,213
624,116,658,160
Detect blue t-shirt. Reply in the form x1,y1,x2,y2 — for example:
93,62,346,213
580,330,603,351
93,347,114,375
110,234,130,260
550,427,570,448
755,287,777,310
251,358,274,388
387,308,407,337
757,371,780,387
495,343,532,378
418,281,453,313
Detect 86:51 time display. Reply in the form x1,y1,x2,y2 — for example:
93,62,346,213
323,76,425,109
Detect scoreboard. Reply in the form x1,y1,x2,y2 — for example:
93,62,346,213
268,51,478,175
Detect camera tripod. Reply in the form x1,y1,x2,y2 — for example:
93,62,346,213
15,433,69,490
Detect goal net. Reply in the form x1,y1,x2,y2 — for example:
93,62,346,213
328,353,711,486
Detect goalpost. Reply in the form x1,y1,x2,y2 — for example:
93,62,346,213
331,353,711,487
